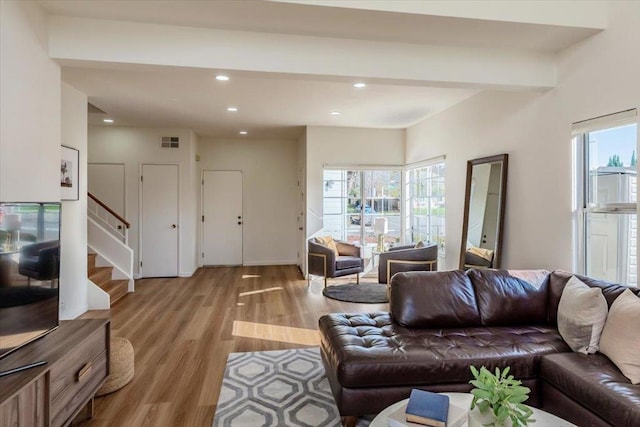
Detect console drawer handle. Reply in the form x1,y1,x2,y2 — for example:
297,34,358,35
77,362,93,382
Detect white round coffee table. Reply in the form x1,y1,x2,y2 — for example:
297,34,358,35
370,392,576,427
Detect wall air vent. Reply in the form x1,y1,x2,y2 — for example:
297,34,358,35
161,136,180,148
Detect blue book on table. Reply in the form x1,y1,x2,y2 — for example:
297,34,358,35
405,389,449,427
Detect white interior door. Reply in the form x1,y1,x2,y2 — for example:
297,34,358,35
88,163,125,216
202,170,242,265
481,193,499,250
141,164,179,277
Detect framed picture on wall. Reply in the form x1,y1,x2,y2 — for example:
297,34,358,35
61,145,79,201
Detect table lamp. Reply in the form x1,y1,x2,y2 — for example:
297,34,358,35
374,217,388,252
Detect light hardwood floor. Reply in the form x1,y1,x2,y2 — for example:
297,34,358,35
85,265,386,427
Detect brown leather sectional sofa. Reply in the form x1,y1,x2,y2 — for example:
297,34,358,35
319,269,640,427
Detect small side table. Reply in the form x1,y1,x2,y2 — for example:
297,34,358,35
370,393,471,427
370,392,576,427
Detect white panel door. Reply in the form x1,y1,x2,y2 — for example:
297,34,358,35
481,193,499,250
202,170,242,265
88,163,125,216
141,164,179,277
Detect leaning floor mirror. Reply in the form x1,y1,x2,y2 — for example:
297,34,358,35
459,154,508,270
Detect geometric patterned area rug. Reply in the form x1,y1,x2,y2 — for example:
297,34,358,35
213,348,371,427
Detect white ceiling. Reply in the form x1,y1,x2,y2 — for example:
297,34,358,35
44,0,604,139
64,64,478,139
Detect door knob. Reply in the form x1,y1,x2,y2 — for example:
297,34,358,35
237,216,242,219
238,221,242,225
171,224,177,229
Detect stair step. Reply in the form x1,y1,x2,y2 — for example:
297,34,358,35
89,266,112,287
86,253,129,307
102,279,129,305
87,253,97,275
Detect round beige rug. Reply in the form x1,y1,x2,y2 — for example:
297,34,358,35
96,337,134,396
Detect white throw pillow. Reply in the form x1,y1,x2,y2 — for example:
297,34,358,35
557,276,608,354
599,289,640,384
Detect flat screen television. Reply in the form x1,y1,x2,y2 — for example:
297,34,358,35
0,202,61,365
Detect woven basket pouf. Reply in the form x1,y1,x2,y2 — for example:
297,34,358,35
96,337,134,396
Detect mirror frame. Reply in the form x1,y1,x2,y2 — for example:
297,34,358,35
459,153,509,270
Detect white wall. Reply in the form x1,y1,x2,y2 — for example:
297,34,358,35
0,0,60,201
190,131,200,271
0,1,91,318
197,138,299,266
305,126,405,236
60,83,89,319
406,1,640,271
88,126,199,276
297,131,307,274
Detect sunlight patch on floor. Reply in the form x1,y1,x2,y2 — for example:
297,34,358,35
242,274,262,279
232,321,319,346
238,287,283,297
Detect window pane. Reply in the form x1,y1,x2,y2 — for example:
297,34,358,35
586,212,637,286
406,162,445,255
323,168,400,247
323,170,349,241
577,114,638,287
322,214,344,240
323,198,343,215
587,124,637,205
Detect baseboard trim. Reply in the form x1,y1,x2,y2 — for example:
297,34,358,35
179,268,198,278
242,260,297,267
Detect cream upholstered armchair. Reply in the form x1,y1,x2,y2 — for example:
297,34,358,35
378,242,438,284
308,237,363,288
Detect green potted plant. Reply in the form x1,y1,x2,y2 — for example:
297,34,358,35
468,366,534,427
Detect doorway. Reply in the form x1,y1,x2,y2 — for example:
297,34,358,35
202,170,243,266
140,164,179,277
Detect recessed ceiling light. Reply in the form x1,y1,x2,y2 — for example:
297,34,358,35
353,82,366,88
330,111,341,116
239,131,248,135
216,74,230,81
227,106,238,112
103,118,114,123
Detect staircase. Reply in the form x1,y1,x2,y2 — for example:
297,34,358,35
88,253,129,306
86,192,134,309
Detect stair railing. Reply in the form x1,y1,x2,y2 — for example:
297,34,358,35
87,193,134,294
87,193,130,245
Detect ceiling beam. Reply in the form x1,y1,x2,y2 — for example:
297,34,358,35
48,16,556,91
270,0,608,29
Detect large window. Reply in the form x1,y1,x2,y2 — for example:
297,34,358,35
574,110,638,286
323,169,401,247
406,159,445,254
